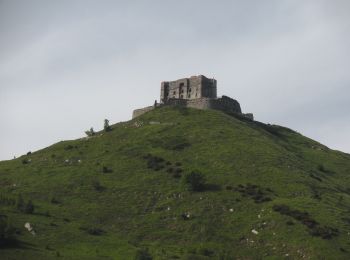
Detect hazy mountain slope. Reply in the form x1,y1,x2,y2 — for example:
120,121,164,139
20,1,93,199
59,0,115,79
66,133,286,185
0,106,350,259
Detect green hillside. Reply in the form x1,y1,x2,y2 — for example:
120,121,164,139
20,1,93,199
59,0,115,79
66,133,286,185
1,106,350,259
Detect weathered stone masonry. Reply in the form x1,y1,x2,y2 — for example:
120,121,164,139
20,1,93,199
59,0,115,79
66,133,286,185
132,75,253,120
161,75,217,102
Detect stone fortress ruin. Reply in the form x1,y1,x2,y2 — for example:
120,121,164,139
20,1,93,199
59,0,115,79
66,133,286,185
132,75,253,120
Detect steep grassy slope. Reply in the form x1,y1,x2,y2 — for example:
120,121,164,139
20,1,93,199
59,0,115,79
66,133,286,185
0,106,350,259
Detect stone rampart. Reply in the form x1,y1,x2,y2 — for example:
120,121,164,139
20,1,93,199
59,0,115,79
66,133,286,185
132,96,252,120
132,106,155,119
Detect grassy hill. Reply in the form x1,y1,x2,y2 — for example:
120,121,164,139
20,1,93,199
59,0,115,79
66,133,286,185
1,106,350,259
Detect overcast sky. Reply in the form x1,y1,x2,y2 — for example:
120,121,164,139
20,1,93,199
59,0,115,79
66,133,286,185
1,0,349,161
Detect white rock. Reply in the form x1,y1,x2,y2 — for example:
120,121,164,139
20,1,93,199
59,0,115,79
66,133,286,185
24,222,32,231
251,229,259,235
229,208,234,212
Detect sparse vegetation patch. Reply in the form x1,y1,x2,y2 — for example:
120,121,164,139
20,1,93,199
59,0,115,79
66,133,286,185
236,184,273,203
273,204,339,239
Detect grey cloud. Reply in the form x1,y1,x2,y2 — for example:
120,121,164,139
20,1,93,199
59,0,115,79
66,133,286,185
1,0,350,160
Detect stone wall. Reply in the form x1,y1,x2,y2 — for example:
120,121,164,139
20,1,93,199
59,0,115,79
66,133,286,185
132,105,155,119
164,96,242,114
132,96,253,120
161,75,217,103
243,113,254,120
209,96,242,114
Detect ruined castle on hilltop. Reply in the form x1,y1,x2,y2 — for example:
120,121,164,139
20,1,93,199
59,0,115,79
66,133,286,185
132,75,253,120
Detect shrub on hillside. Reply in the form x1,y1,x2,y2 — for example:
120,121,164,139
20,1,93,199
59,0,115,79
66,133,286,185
16,195,35,214
85,127,95,137
183,171,206,192
135,248,152,260
273,204,338,239
172,168,183,178
0,194,16,206
144,154,165,171
79,226,104,236
87,227,104,236
24,200,35,214
50,196,60,204
22,159,29,164
92,180,105,192
102,166,113,173
0,216,15,246
198,246,214,257
237,184,272,203
317,164,334,174
104,119,111,132
64,145,74,150
15,194,25,211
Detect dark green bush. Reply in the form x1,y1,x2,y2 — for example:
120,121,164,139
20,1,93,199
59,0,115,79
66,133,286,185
318,164,325,172
15,194,25,211
237,184,273,203
50,196,60,204
16,195,35,214
85,127,95,137
87,227,104,236
184,171,206,191
92,180,105,192
273,204,338,239
24,200,34,214
135,248,152,260
22,159,29,164
0,193,15,206
0,215,15,246
309,226,339,239
104,119,111,132
102,166,113,173
64,145,74,150
144,154,166,171
198,246,214,257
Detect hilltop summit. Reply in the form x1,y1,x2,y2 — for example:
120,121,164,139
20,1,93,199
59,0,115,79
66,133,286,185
1,106,350,259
